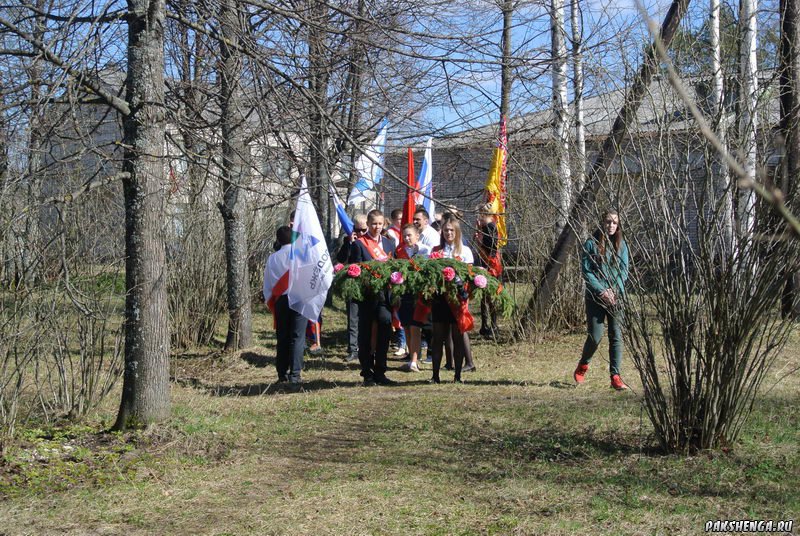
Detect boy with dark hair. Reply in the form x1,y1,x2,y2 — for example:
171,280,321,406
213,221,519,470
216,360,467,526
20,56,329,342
263,225,306,384
349,210,397,386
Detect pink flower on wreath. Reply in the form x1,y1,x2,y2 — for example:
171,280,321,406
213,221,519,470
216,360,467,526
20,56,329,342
442,267,456,282
334,263,345,273
390,271,404,285
347,264,362,277
473,274,488,289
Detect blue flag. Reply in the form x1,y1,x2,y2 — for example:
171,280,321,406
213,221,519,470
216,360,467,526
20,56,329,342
329,181,354,235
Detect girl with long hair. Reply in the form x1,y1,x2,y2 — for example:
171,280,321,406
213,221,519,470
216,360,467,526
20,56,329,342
429,216,476,383
573,210,631,390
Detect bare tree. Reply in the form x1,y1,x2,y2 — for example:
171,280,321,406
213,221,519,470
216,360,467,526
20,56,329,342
780,0,800,317
113,0,170,430
551,0,571,235
522,0,692,328
218,0,253,350
570,0,585,193
738,0,758,238
710,0,734,252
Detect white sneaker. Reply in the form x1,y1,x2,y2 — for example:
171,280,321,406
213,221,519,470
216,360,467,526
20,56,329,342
393,347,407,356
400,362,420,372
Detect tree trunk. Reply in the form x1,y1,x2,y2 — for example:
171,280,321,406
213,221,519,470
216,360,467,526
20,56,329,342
500,0,513,119
571,0,585,193
710,0,734,253
522,0,692,327
738,0,758,237
21,1,46,286
780,0,800,317
308,1,330,219
551,0,571,235
219,0,252,350
113,0,170,430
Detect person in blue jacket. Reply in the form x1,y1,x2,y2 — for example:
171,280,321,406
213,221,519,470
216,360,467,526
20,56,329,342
573,210,630,390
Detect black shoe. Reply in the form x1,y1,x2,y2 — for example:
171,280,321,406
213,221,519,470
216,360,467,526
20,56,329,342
345,352,359,363
363,376,376,387
444,364,453,371
429,376,440,384
480,328,497,339
277,375,288,382
454,377,463,384
462,364,476,373
373,376,397,386
286,380,304,392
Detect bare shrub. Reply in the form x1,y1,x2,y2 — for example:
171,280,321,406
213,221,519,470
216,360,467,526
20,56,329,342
624,163,798,452
167,206,227,349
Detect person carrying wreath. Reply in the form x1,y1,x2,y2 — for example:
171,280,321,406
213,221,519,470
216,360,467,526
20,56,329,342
349,209,397,386
573,210,630,391
394,223,431,373
429,216,476,384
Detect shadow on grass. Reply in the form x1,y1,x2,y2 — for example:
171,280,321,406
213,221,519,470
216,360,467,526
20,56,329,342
241,351,275,368
207,378,365,396
302,356,356,371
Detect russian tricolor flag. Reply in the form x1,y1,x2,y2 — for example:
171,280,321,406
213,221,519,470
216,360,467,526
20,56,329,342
329,181,354,236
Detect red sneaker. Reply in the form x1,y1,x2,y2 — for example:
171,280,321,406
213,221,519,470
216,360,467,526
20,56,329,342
610,374,629,391
573,363,589,384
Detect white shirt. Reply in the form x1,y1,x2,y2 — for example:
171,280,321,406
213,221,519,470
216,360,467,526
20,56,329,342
386,226,402,249
419,225,441,249
440,242,474,264
400,243,431,259
263,244,291,302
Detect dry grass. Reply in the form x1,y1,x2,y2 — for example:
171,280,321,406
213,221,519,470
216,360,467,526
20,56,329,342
0,297,797,535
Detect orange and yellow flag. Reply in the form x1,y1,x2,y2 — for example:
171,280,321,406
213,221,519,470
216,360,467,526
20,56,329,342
484,116,508,247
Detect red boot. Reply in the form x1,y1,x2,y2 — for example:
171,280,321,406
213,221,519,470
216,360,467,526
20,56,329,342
610,374,629,391
573,363,589,384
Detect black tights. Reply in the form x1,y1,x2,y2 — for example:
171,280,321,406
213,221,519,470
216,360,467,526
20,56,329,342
431,322,473,382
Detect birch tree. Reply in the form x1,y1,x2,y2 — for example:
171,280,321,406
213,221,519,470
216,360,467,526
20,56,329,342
571,0,585,193
738,0,758,238
551,0,571,235
710,0,734,253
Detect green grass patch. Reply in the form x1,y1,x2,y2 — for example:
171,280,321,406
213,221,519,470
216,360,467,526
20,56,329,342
0,306,797,534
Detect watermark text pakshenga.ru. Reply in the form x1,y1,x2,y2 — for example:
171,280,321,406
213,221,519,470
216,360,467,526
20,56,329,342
705,519,794,533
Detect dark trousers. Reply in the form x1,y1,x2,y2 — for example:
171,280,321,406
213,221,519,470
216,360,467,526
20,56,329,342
357,298,392,379
579,296,623,376
346,299,359,353
275,295,306,382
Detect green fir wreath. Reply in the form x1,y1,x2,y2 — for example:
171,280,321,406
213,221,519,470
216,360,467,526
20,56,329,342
331,257,514,318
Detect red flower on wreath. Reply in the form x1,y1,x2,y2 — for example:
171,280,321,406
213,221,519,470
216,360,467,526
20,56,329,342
347,264,362,277
442,267,456,282
429,250,444,259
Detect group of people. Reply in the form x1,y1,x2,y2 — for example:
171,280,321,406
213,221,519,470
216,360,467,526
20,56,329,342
336,205,501,386
264,205,630,391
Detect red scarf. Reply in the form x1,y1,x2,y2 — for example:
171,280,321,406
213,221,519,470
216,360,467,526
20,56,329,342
358,234,390,261
430,246,474,333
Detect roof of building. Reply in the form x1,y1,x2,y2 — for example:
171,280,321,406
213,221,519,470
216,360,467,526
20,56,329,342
433,73,780,150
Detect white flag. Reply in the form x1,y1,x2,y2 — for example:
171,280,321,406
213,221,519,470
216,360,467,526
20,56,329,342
417,137,435,217
288,176,333,321
347,120,388,206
